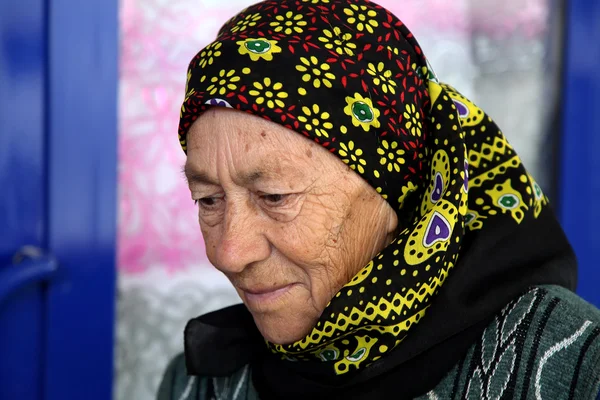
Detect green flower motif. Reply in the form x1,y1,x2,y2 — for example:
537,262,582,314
298,104,333,138
237,38,282,61
339,141,367,174
377,140,405,173
498,194,519,209
318,348,338,361
344,93,381,132
533,182,543,199
367,62,397,94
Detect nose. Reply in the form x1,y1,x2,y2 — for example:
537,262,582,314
212,199,271,274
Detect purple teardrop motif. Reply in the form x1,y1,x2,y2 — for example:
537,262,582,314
424,212,452,247
430,172,444,203
205,98,233,108
452,99,469,118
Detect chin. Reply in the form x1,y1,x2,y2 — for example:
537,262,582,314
252,312,316,345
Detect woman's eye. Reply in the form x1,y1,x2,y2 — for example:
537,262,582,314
260,193,288,206
195,197,220,208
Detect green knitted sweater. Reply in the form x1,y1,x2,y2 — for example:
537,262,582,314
158,286,600,399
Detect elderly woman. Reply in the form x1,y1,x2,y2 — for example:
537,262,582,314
158,1,600,399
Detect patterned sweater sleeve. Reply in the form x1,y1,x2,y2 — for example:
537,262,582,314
157,354,203,400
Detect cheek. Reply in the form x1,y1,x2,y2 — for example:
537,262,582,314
200,225,220,263
271,214,332,265
269,212,349,299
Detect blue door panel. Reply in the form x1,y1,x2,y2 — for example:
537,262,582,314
0,0,46,264
0,0,118,398
45,1,118,399
0,0,48,398
0,287,45,400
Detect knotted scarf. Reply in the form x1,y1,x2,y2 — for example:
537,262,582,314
178,1,576,398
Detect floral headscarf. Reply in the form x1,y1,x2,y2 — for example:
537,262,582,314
179,0,575,393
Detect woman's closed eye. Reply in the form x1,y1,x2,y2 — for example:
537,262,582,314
195,196,224,210
258,192,303,222
260,193,289,206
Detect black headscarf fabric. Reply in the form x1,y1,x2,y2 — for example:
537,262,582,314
178,0,577,398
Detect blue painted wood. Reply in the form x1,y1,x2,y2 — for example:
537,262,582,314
0,0,46,266
0,0,48,398
0,287,45,400
0,256,58,306
560,0,600,307
45,0,118,399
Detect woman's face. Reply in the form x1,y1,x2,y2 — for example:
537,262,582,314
185,108,398,344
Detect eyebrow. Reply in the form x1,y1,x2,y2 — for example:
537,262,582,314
182,163,269,186
182,164,217,185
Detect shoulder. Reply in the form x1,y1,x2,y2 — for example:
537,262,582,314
535,285,600,398
157,354,255,400
541,285,600,324
157,354,201,400
424,286,600,399
514,285,600,398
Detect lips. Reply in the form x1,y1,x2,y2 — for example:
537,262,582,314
241,284,292,295
239,283,298,310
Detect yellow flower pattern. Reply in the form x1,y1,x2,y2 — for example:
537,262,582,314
367,62,397,94
318,27,357,56
377,140,405,173
184,69,192,95
338,141,367,174
198,42,222,68
248,77,288,109
270,11,307,35
343,4,379,34
231,13,261,33
404,104,423,136
296,56,336,92
344,93,381,132
298,104,334,138
237,38,282,61
205,69,241,96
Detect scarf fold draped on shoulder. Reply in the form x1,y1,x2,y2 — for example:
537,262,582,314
179,0,577,398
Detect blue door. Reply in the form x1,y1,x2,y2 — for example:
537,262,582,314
0,0,118,398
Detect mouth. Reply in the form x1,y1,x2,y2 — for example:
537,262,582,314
239,283,298,310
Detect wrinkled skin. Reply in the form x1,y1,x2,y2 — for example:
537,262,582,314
185,108,398,344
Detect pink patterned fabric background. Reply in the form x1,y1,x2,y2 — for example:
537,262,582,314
117,0,548,276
